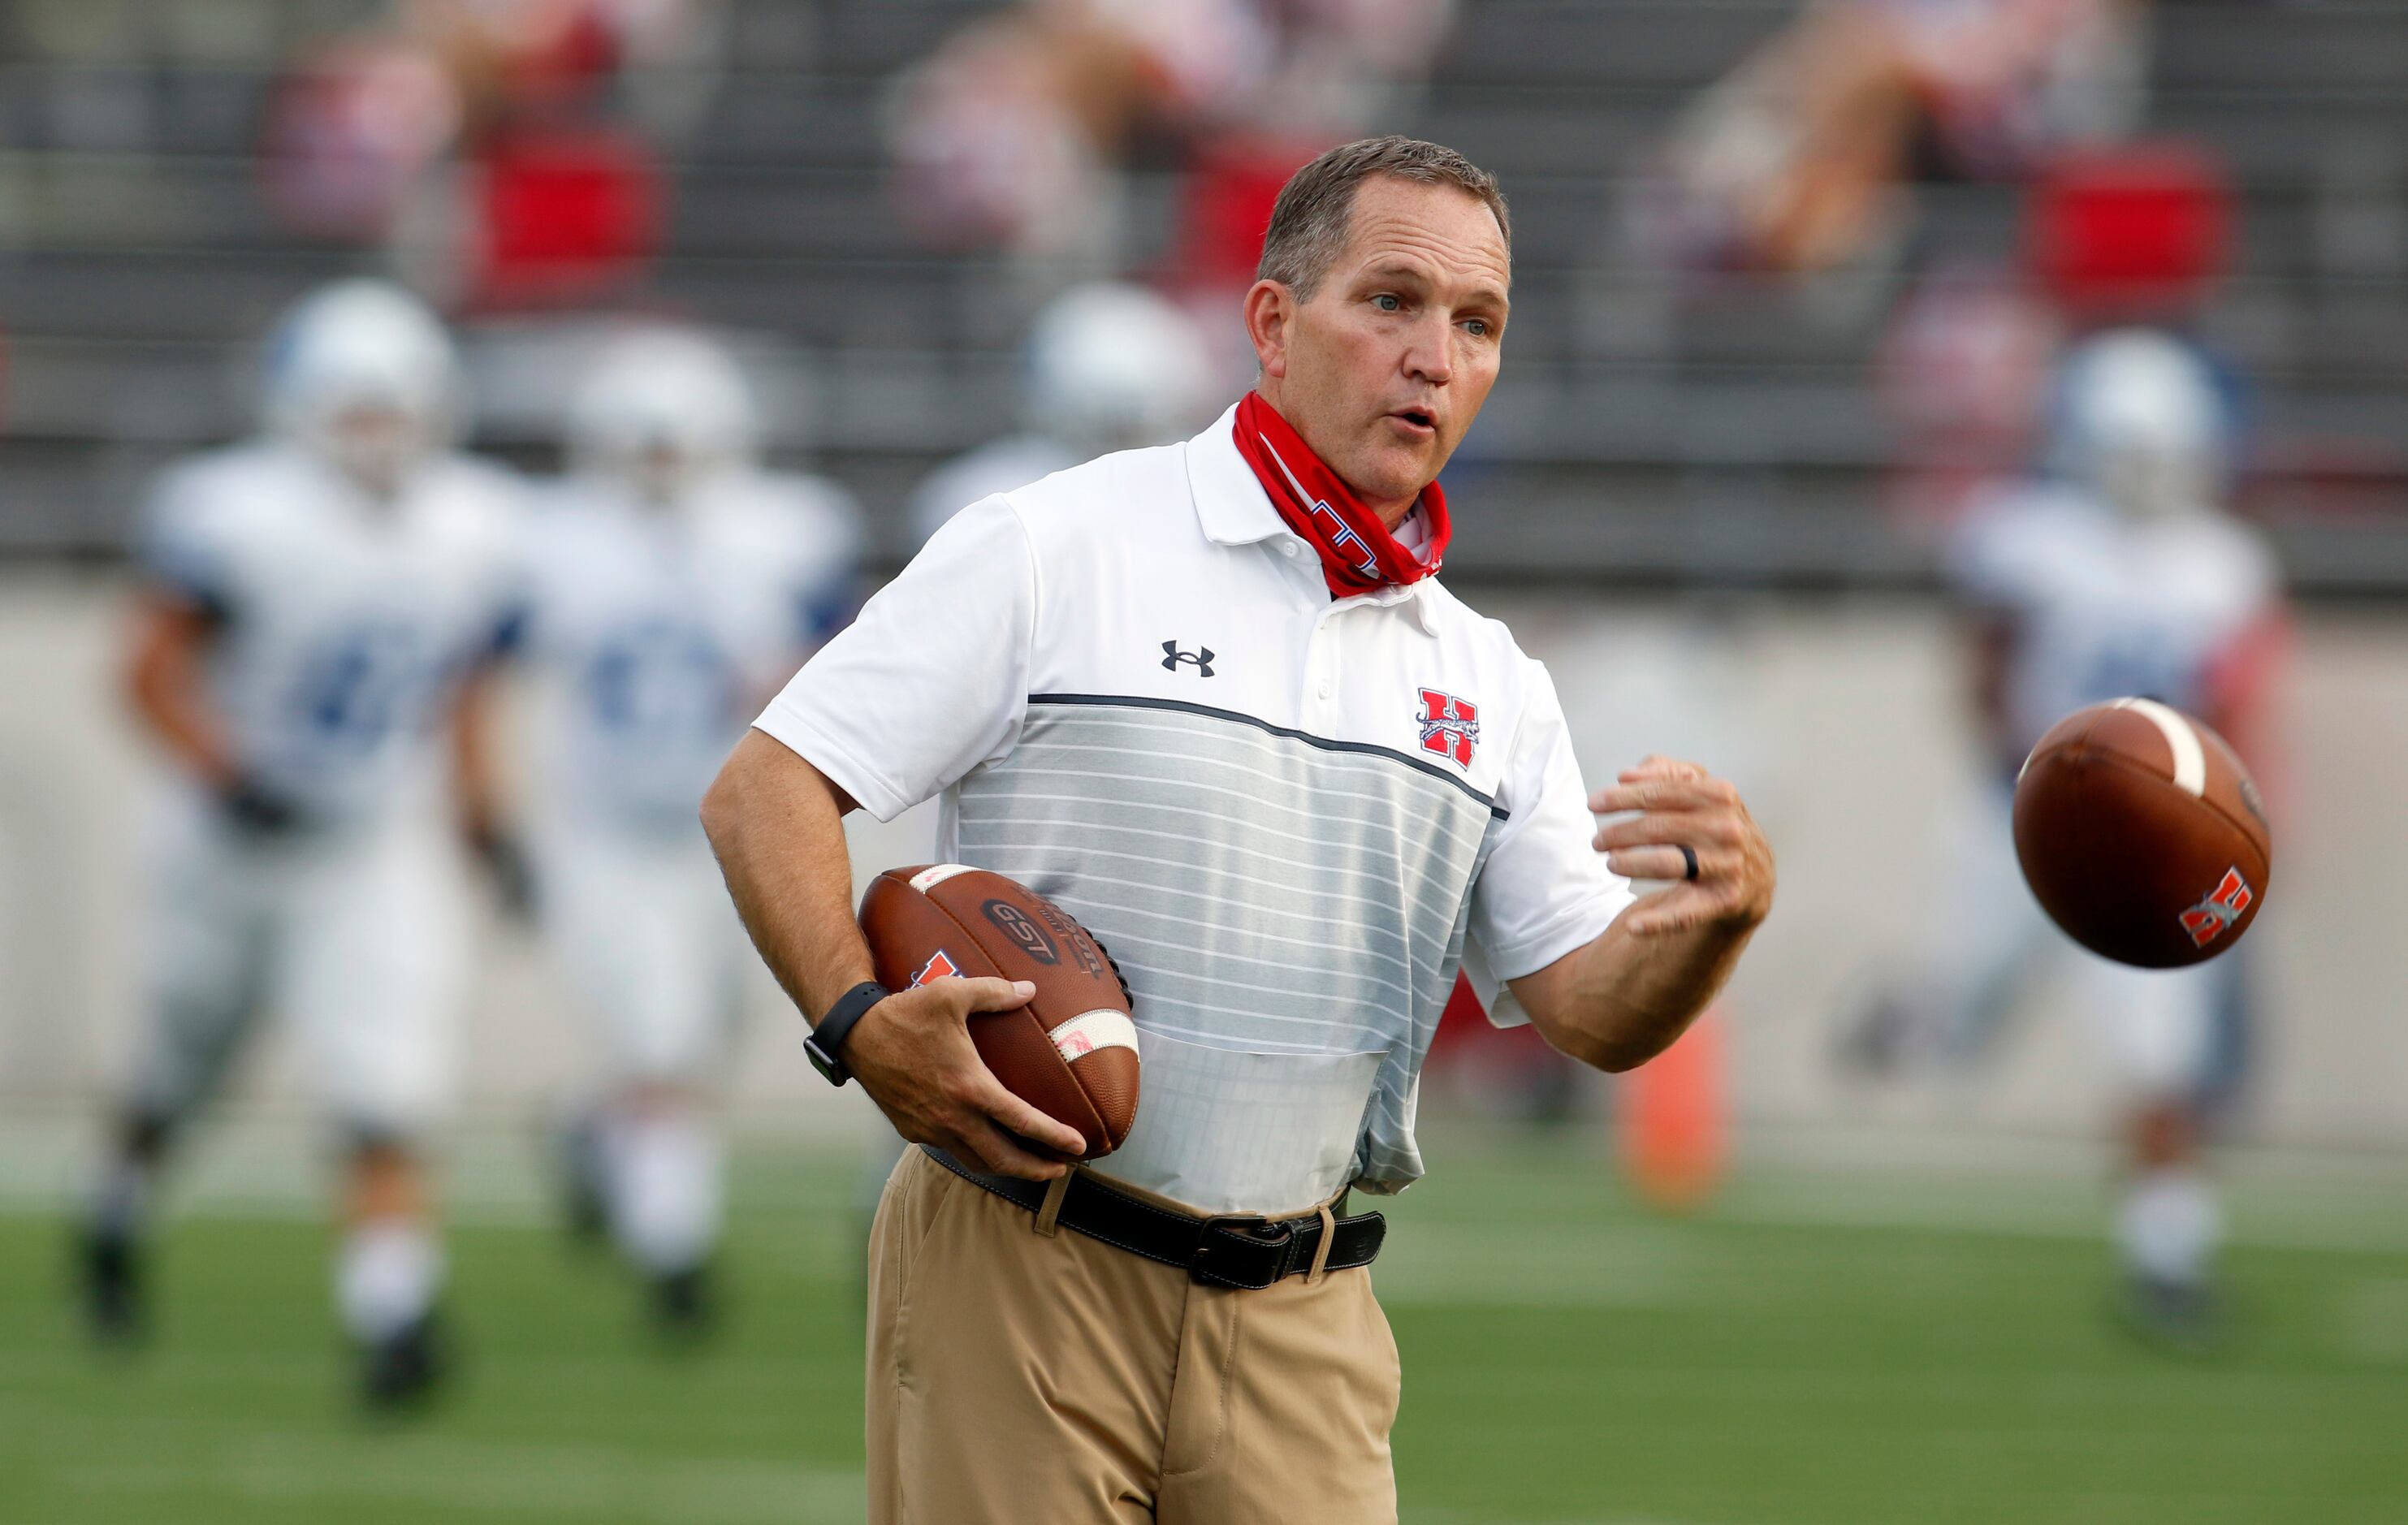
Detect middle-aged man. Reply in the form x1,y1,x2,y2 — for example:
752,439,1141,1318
703,137,1775,1523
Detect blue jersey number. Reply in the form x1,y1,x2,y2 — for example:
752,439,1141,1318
585,620,734,742
290,623,432,754
2078,633,2198,711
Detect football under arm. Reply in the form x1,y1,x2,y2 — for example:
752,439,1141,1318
700,728,878,1027
123,586,242,791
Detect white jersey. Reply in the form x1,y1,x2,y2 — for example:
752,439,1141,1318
1949,484,2277,763
142,441,525,826
517,469,862,831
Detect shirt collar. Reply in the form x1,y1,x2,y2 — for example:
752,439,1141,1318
1187,402,1287,546
1182,401,1442,637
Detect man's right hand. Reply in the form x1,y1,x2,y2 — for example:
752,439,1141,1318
842,975,1087,1181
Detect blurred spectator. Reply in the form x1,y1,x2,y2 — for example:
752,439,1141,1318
2026,140,2233,323
1632,0,2152,282
262,1,720,307
260,36,462,240
886,0,1454,272
76,281,525,1407
1874,141,2231,529
1843,328,2285,1350
1874,261,2063,525
517,324,862,1337
909,282,1217,544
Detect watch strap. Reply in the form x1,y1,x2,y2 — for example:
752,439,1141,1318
806,979,890,1087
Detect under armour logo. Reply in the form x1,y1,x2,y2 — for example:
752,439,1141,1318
1162,641,1215,677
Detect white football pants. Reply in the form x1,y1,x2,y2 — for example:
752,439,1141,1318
132,791,467,1140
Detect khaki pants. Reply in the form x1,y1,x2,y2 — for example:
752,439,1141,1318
866,1147,1402,1524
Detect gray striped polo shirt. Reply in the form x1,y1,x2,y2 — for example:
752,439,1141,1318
760,403,1632,1212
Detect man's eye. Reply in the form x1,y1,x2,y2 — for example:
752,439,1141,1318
1373,294,1402,313
1464,318,1489,337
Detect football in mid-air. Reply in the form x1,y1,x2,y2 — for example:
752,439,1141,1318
857,864,1139,1160
2012,698,2272,969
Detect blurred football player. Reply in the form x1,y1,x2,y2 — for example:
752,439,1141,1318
1847,328,2283,1346
907,282,1213,544
522,326,862,1336
80,280,524,1406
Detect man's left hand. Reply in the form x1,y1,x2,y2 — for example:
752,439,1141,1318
1590,757,1775,937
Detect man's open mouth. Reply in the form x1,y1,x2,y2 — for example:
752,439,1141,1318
1391,408,1437,433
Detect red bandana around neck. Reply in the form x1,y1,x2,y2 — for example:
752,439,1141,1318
1232,391,1450,598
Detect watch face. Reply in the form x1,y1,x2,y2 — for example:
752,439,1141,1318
805,1038,845,1086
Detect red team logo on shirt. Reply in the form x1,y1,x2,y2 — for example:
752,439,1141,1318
911,950,962,986
2179,868,2253,948
1417,689,1479,768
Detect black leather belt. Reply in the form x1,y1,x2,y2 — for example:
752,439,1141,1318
921,1146,1387,1290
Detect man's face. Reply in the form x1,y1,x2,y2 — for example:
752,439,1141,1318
1251,176,1510,513
322,400,430,499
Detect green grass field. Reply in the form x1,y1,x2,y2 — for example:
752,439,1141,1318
6,1129,2407,1524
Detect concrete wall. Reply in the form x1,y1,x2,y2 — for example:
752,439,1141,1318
3,570,2402,1155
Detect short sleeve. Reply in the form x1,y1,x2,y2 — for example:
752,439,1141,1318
1463,660,1634,1024
140,467,235,616
1946,488,2060,612
752,495,1035,822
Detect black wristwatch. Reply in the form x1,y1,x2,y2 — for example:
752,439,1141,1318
806,980,890,1087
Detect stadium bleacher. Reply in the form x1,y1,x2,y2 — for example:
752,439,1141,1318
2,0,2403,586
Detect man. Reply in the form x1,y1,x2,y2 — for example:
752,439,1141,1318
520,324,862,1333
1846,327,2280,1346
79,279,523,1406
703,138,1775,1521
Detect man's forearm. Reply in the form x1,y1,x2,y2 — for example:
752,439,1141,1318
700,730,875,1026
1515,914,1756,1073
125,593,240,789
701,730,1085,1176
448,666,508,837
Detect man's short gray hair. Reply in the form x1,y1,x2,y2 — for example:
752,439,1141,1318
1256,136,1511,301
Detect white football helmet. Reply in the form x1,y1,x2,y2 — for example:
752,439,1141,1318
1022,283,1213,455
567,326,759,505
2053,329,2227,521
263,279,458,495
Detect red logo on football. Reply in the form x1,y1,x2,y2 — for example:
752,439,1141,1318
2178,868,2254,948
910,949,961,986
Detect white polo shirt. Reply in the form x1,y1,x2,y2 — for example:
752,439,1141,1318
757,402,1632,1213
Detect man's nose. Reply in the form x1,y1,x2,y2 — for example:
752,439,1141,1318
1402,314,1454,385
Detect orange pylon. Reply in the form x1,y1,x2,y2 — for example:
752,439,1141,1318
1619,1007,1727,1212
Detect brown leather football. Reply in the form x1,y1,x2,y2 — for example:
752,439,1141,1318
2012,698,2272,969
857,864,1139,1160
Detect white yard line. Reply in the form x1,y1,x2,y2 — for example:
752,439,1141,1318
62,1432,866,1524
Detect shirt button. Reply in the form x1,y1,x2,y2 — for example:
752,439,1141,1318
1317,680,1332,698
1282,542,1301,558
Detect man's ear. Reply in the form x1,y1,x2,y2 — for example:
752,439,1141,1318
1243,280,1292,382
